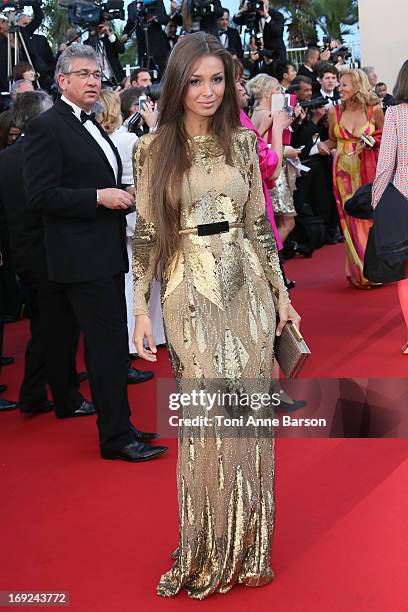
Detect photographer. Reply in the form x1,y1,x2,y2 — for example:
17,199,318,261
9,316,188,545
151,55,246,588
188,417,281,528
16,8,55,91
289,75,342,248
297,46,330,94
242,34,275,78
123,0,170,77
0,2,51,93
233,0,286,64
217,8,242,58
85,17,125,86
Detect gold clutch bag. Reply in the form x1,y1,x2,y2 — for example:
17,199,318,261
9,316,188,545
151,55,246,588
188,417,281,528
275,321,311,378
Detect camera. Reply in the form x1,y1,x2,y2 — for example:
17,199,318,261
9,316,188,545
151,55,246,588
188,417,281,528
299,96,327,111
191,0,215,19
331,45,352,63
132,0,158,19
58,0,124,27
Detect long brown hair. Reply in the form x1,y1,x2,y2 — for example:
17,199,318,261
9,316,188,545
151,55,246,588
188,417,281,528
393,59,408,103
147,32,240,277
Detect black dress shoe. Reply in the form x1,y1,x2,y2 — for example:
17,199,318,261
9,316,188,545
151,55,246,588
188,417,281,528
0,397,18,412
127,368,154,384
56,400,96,419
78,371,88,383
130,423,160,441
1,356,15,366
0,384,7,394
20,400,54,414
286,279,296,290
101,440,168,462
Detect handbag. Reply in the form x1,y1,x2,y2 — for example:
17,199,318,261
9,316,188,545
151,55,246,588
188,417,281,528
373,183,408,264
363,227,406,283
344,183,373,219
272,291,311,378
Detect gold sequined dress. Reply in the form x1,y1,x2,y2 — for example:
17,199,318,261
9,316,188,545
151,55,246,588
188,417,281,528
132,127,290,599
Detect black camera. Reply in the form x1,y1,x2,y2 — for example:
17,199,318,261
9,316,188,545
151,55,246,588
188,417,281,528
59,0,124,27
133,0,158,19
331,45,352,63
299,96,327,111
191,0,215,19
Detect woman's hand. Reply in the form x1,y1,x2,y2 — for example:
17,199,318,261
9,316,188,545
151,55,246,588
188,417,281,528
133,314,157,362
272,110,293,131
284,146,302,160
140,100,158,129
276,303,302,337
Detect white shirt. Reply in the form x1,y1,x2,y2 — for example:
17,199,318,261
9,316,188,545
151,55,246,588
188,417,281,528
61,95,118,182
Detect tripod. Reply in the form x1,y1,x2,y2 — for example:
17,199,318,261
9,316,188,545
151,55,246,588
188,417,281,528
126,17,160,78
6,24,39,92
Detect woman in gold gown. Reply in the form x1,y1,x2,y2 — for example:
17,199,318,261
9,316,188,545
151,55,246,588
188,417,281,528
132,32,301,599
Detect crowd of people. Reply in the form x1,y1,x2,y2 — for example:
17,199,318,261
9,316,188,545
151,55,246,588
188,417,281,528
1,0,408,600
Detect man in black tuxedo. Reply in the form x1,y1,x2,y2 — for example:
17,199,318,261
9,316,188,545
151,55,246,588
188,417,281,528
0,90,94,416
233,1,286,63
23,45,167,462
84,18,125,86
375,82,395,112
217,8,243,58
123,0,170,77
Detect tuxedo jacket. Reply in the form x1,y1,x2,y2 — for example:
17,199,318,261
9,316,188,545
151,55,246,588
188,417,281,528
0,136,47,282
219,27,243,59
23,99,128,284
234,8,286,60
124,0,170,59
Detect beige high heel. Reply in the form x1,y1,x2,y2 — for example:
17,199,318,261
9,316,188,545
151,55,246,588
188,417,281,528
402,343,408,355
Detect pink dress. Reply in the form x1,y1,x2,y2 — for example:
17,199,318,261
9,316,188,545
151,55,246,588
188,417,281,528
240,110,282,250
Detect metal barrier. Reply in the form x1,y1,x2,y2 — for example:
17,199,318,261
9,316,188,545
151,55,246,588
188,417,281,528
287,47,308,71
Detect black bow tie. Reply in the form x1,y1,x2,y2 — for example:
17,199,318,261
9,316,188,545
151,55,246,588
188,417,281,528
219,30,227,35
80,110,96,124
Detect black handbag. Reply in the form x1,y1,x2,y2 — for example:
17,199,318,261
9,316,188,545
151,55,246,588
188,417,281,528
344,183,373,219
363,227,405,283
373,183,408,264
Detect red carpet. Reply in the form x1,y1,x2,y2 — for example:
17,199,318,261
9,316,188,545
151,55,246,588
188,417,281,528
1,244,407,611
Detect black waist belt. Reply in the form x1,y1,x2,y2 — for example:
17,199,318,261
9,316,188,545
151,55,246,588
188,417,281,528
179,221,244,236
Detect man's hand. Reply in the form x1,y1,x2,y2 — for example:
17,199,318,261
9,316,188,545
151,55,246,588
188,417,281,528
320,47,331,62
97,188,134,210
317,141,332,156
312,107,327,124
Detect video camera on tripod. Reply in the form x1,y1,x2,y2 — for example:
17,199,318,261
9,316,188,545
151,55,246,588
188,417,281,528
58,0,124,28
190,0,216,19
132,0,158,19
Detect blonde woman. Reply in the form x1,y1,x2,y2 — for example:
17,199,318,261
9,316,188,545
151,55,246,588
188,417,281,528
98,90,165,353
248,73,300,244
320,69,384,288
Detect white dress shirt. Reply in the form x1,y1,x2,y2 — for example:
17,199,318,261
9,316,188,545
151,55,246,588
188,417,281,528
61,95,118,182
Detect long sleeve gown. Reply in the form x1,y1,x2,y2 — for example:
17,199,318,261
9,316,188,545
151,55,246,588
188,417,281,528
132,127,290,599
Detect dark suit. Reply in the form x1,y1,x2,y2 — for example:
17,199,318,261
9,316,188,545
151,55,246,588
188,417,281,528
297,64,320,94
0,136,84,412
23,99,134,452
124,0,170,75
85,34,125,85
0,3,44,92
199,0,223,37
233,8,286,61
27,34,56,92
218,27,243,58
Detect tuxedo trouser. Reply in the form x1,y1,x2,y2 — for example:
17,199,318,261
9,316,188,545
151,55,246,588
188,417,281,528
40,273,133,454
19,275,82,411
